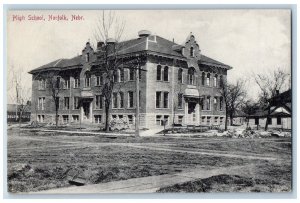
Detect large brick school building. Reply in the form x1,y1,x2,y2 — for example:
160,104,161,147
29,31,232,128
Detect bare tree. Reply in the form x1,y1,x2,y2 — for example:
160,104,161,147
45,71,63,127
8,65,31,134
254,68,289,130
220,78,246,130
93,10,127,132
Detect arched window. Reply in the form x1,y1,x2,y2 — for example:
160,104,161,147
206,73,210,86
188,67,195,85
163,66,169,81
214,74,218,87
85,53,90,62
201,72,205,86
220,75,224,87
206,96,211,110
190,47,194,57
119,68,124,82
84,71,91,87
178,68,183,83
156,65,162,81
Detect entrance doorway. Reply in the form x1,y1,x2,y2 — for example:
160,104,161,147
82,101,90,120
188,102,197,125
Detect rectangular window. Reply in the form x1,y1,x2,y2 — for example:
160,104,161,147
112,115,117,119
113,71,118,83
178,93,183,109
129,69,135,81
74,78,80,88
56,77,61,88
178,116,183,124
128,91,134,108
64,79,70,89
214,116,218,124
62,115,69,123
94,115,102,123
119,92,124,108
95,95,103,109
113,93,118,108
119,69,125,82
156,92,161,108
207,116,211,125
128,115,133,124
38,97,45,110
220,117,224,125
73,97,80,109
55,97,60,109
201,116,206,123
64,97,70,110
214,97,218,110
38,79,46,90
277,117,282,125
220,97,224,111
72,115,79,122
206,96,211,110
163,92,169,108
200,98,204,110
85,77,90,87
118,115,123,119
267,117,272,125
156,115,162,125
255,117,259,125
96,76,102,86
38,115,45,122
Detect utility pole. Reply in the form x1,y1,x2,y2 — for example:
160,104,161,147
135,64,140,137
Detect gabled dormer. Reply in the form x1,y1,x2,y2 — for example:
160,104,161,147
182,32,201,60
81,41,95,64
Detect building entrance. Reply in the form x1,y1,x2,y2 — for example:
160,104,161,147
188,102,197,125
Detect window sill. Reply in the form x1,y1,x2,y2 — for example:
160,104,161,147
156,80,170,83
155,108,170,110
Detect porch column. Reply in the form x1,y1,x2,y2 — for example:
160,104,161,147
80,106,84,122
89,101,93,123
184,100,188,125
196,103,200,125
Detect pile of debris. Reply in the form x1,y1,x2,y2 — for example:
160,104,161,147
214,128,291,138
109,118,129,131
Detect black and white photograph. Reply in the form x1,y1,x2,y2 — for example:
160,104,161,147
5,7,294,195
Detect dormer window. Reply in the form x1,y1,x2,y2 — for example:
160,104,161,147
190,47,194,57
85,53,90,62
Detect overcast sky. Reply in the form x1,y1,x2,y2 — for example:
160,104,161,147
7,9,291,103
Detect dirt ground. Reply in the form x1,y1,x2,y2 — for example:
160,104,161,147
6,127,292,193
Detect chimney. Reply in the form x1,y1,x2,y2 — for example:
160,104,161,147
138,30,151,38
97,41,105,51
106,38,116,54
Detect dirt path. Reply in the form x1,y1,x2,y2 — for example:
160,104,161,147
30,164,256,194
9,135,278,161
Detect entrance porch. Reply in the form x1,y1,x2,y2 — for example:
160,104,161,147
80,98,93,123
183,87,202,126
